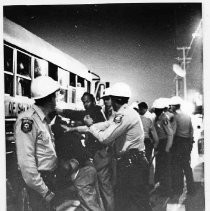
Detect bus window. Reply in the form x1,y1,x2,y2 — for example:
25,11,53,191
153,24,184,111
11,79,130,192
70,73,76,87
17,51,31,77
59,89,68,102
16,51,32,97
48,62,58,81
58,68,69,88
34,58,48,78
96,83,106,102
16,77,31,97
77,76,85,87
4,45,14,96
58,68,69,103
68,86,76,104
4,45,13,73
4,74,13,96
72,89,76,103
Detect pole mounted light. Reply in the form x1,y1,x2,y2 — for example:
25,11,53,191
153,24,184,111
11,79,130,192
173,63,186,96
175,47,191,100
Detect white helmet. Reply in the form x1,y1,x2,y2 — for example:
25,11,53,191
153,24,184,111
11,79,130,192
159,98,170,108
109,82,131,98
169,96,183,105
31,76,60,100
152,98,168,109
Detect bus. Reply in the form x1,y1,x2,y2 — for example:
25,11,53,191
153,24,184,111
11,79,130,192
3,17,108,209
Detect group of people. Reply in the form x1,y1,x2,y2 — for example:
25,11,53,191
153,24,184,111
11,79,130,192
137,97,195,198
14,75,195,211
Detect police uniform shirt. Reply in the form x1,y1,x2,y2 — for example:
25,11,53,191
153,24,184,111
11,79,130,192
88,104,145,155
165,111,177,135
140,115,153,139
174,110,193,138
154,112,173,140
15,104,57,197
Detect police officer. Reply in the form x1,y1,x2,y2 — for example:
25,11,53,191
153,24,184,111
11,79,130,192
138,102,159,162
169,96,195,196
84,82,152,211
15,76,60,211
152,98,173,197
161,98,176,134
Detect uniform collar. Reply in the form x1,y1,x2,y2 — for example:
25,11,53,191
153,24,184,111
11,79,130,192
32,104,46,121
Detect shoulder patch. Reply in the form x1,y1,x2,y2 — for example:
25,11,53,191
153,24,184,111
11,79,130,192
21,118,33,133
114,114,124,124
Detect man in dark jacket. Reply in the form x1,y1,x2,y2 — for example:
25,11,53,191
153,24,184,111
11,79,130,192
51,114,104,211
56,92,114,211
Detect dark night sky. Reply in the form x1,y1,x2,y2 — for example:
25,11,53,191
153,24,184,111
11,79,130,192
3,3,202,105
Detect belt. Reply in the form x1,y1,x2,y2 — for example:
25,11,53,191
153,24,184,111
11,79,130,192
116,149,144,159
175,136,191,140
116,149,145,167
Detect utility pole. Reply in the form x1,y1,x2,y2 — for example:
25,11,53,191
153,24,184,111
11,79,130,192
176,47,191,100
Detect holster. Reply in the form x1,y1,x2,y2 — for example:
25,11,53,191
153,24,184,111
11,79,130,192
116,148,146,168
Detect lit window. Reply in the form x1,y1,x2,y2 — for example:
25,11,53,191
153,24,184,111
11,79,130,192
4,45,13,73
17,51,31,77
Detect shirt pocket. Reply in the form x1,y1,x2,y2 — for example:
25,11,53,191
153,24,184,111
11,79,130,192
36,131,50,151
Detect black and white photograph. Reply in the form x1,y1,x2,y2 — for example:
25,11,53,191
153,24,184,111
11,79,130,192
1,1,209,211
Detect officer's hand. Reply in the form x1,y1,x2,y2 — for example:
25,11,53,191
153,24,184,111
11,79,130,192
84,115,94,127
44,191,56,209
44,191,55,203
165,147,170,153
60,124,74,133
154,143,158,150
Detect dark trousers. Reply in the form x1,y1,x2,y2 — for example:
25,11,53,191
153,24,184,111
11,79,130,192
144,137,154,162
171,137,194,194
27,171,56,211
115,152,152,211
154,139,172,195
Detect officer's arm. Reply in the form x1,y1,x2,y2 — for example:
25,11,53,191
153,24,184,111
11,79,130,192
61,121,110,133
15,119,49,197
189,118,194,140
172,117,177,135
163,119,174,152
88,116,128,144
150,123,159,148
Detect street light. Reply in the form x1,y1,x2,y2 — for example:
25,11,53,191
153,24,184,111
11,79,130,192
172,63,186,96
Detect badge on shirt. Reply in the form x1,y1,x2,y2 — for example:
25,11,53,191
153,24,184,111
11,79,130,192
21,118,33,133
163,119,168,126
114,114,124,124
